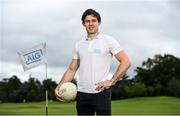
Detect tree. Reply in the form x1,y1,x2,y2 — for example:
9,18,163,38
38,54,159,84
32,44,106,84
128,82,147,97
4,75,22,102
111,75,134,99
167,78,180,97
135,54,180,97
24,77,41,101
0,76,58,102
0,80,8,102
42,78,57,101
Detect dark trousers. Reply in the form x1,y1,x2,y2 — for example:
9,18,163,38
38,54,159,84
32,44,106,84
76,89,111,116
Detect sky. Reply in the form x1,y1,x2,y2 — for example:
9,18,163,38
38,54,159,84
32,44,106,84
0,0,180,83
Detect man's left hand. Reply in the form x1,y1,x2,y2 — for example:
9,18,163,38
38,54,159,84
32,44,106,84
95,80,113,91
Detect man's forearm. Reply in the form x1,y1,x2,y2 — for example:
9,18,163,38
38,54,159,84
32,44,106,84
110,60,131,85
58,68,76,86
58,59,80,86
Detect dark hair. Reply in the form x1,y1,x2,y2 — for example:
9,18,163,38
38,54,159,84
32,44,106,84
81,9,101,23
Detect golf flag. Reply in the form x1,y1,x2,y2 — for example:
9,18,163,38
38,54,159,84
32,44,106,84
18,42,47,71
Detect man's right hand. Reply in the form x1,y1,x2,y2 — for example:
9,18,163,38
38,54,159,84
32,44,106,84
54,85,64,101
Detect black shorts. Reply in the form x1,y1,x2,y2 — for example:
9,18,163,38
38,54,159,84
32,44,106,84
76,89,111,116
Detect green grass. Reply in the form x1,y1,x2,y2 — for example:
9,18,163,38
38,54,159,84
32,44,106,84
0,96,179,115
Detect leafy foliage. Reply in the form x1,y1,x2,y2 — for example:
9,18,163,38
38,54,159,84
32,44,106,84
134,54,180,97
0,75,57,103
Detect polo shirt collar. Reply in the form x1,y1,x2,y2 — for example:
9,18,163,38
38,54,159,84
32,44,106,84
85,32,103,41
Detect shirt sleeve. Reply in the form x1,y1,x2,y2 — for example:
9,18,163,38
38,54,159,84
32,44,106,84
108,37,123,55
73,42,80,59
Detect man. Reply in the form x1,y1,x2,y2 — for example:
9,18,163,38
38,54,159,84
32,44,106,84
55,8,131,115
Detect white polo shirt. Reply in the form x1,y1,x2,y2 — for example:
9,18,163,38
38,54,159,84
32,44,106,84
73,33,123,93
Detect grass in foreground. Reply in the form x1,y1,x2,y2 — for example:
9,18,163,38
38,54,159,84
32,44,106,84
0,96,179,115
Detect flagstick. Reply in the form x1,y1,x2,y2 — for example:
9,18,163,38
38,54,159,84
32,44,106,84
45,63,48,116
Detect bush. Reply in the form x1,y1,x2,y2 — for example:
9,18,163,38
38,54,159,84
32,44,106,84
128,82,147,97
167,77,180,97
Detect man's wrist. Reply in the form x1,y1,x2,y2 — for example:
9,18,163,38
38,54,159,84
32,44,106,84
110,78,116,86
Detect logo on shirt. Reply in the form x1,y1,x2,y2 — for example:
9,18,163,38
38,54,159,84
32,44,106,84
93,48,101,54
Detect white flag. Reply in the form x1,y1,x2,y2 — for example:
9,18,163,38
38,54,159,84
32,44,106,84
17,42,47,71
